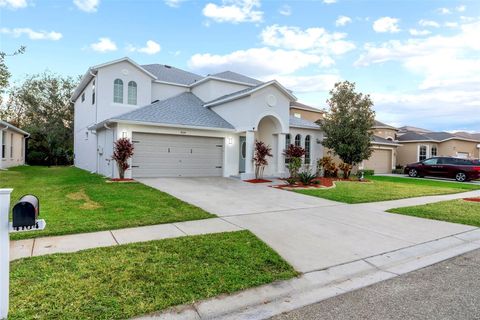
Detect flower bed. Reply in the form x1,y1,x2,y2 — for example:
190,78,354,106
107,178,136,183
244,179,272,184
464,197,480,203
273,177,369,190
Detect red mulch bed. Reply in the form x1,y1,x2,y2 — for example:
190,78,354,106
464,197,480,203
244,179,272,183
274,177,369,189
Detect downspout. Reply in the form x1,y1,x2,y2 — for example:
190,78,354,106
0,126,7,169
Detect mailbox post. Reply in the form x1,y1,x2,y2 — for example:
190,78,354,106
0,188,12,320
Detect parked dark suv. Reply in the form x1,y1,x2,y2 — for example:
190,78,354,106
404,157,480,182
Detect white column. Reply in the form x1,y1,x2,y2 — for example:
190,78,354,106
0,189,12,320
277,133,286,176
0,130,3,169
243,130,255,179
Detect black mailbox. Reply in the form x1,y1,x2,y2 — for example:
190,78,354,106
12,195,40,230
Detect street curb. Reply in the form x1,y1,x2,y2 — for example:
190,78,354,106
134,228,480,320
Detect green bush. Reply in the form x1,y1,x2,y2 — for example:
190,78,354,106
392,168,404,174
298,171,316,185
357,169,374,178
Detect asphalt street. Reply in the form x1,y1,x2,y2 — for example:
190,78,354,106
271,249,480,320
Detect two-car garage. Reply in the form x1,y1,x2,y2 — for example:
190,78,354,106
131,132,224,178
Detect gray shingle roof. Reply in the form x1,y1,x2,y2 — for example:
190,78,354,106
372,135,398,145
141,64,203,85
290,101,324,113
210,71,263,85
454,132,480,140
423,132,455,141
205,84,263,105
397,131,434,141
114,93,234,129
289,116,321,129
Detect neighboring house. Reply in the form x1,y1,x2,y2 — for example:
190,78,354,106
289,101,325,122
0,120,29,169
360,120,401,174
72,57,324,179
396,129,480,166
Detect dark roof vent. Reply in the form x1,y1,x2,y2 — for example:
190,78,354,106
164,65,172,69
151,99,160,104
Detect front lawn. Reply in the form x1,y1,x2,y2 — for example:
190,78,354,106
294,175,480,204
9,231,297,320
388,199,480,227
0,166,212,240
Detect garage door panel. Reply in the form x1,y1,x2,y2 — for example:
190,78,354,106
364,149,392,174
132,132,224,178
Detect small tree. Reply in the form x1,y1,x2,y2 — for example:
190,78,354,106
284,144,305,178
253,140,273,179
112,138,134,179
321,81,375,178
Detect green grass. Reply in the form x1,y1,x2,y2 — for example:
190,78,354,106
0,166,213,240
9,231,297,320
388,199,480,227
294,175,480,204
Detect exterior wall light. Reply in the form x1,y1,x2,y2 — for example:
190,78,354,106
227,137,233,145
122,131,127,138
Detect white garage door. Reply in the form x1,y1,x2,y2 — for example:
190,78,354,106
363,149,392,174
131,132,224,178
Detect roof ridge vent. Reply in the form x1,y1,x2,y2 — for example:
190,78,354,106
164,65,172,69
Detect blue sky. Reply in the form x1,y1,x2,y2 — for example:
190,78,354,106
1,0,479,132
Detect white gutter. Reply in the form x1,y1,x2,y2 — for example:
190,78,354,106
107,119,236,132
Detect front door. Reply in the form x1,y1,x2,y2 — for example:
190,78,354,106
239,136,246,173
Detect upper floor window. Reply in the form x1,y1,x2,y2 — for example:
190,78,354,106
304,135,311,164
113,79,124,103
92,80,96,105
419,145,427,161
431,146,437,157
294,134,301,147
128,81,137,105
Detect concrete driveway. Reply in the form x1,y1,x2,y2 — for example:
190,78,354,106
139,177,478,273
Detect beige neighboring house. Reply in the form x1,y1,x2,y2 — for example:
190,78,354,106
290,101,325,122
360,120,401,174
0,120,29,169
396,127,480,167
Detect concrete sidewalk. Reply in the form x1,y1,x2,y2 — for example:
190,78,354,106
9,217,242,261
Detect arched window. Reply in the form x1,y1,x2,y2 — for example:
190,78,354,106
285,134,291,164
431,146,437,157
294,134,301,147
419,145,427,161
304,135,311,164
128,81,137,105
113,79,123,103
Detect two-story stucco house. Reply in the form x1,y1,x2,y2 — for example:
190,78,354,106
0,120,29,169
72,57,324,179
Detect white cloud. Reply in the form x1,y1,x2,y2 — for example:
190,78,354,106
164,0,185,7
437,7,451,14
418,19,440,28
335,15,352,27
90,37,117,52
279,4,291,16
445,22,459,28
202,0,263,24
260,24,355,55
323,0,336,4
127,40,161,55
0,0,27,9
409,29,431,36
456,5,466,12
373,17,400,33
356,21,480,129
73,0,99,12
188,48,323,78
0,27,62,40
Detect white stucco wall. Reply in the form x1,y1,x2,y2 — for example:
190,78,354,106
0,129,26,169
113,123,238,179
96,126,116,177
288,127,324,174
192,79,250,103
151,82,188,102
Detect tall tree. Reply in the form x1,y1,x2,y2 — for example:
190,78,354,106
320,81,375,177
0,46,26,106
5,72,78,165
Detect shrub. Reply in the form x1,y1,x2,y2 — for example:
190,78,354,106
338,162,353,179
298,171,316,185
318,156,338,178
286,177,297,186
392,168,404,174
284,144,305,178
253,140,273,179
112,138,134,179
363,169,375,176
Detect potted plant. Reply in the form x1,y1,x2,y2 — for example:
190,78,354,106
112,138,134,180
253,140,273,179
